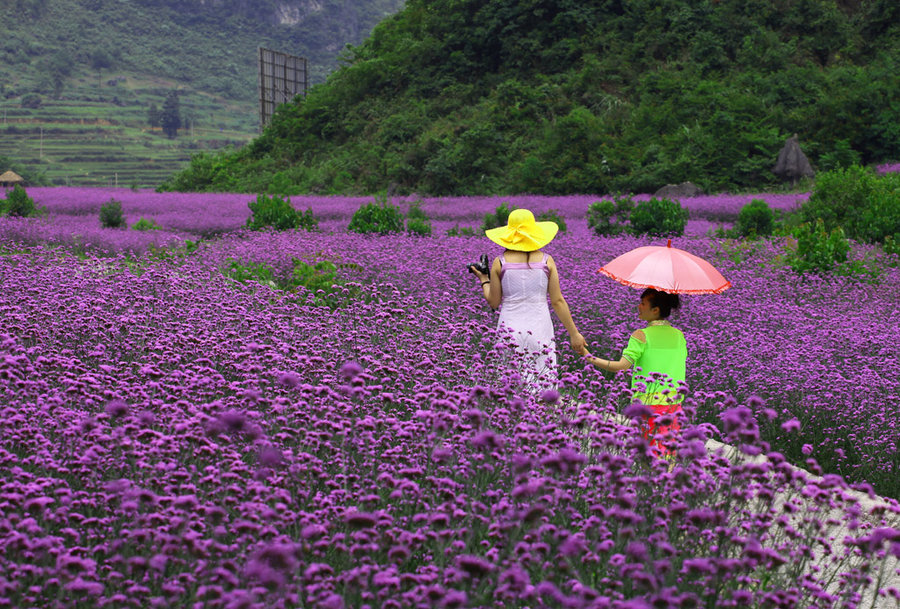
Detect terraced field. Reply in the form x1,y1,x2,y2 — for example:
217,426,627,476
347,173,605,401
0,71,256,188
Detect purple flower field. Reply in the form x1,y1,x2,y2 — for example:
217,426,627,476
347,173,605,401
1,187,898,608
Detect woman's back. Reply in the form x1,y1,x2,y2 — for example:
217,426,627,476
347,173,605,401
499,251,550,306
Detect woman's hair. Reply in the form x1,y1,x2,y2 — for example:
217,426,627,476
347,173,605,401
641,288,680,319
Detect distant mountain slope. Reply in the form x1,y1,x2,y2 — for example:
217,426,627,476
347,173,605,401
2,0,406,100
0,0,406,185
162,0,900,196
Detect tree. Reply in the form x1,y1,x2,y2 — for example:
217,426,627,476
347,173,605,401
161,91,181,138
147,103,161,128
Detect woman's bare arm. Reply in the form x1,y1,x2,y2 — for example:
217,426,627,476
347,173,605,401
547,256,585,351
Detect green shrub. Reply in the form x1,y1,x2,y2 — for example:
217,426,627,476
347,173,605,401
406,200,429,221
406,217,432,236
348,194,404,234
735,199,775,238
223,258,277,288
131,217,161,231
447,225,477,236
817,139,861,173
246,194,317,231
99,198,125,228
587,197,634,236
536,209,567,234
289,259,338,294
480,202,511,234
1,185,42,218
801,166,900,244
406,201,432,236
628,197,689,237
788,219,850,274
884,235,900,258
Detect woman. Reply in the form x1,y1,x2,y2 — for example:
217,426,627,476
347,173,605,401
580,288,687,449
469,208,585,390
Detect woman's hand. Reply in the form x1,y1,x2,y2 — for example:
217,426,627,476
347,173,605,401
570,332,586,353
469,267,488,282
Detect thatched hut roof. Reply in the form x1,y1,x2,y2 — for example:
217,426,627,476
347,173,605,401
0,170,25,186
773,135,814,181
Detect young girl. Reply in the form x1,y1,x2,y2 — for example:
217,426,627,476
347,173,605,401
469,208,585,390
580,288,687,448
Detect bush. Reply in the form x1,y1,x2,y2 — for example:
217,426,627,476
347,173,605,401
348,194,404,235
99,198,125,228
801,166,900,244
406,217,432,236
223,258,277,289
246,194,317,231
587,197,634,236
628,197,689,237
480,202,510,234
131,217,161,231
735,199,775,238
289,259,338,295
536,209,567,234
816,139,861,172
787,219,850,274
406,201,432,236
447,225,477,236
1,185,42,218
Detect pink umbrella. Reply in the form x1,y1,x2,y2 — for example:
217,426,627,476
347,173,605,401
599,239,731,295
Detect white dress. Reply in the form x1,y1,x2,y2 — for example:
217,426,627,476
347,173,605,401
496,252,557,389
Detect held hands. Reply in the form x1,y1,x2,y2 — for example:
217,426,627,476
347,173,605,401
570,332,587,354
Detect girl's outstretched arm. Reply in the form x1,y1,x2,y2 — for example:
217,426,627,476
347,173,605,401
579,330,643,372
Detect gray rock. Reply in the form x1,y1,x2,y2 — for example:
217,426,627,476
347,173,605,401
653,182,704,199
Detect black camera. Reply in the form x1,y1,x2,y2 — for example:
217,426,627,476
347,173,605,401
467,253,490,276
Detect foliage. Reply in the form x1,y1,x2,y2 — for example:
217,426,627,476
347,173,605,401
816,139,861,172
536,209,567,234
348,194,404,234
587,197,634,236
165,0,900,195
223,256,355,309
246,194,318,232
223,257,277,289
801,166,900,245
628,197,689,237
131,217,161,231
161,90,181,139
99,198,125,228
446,224,476,237
480,202,510,234
735,199,775,238
787,219,850,274
405,201,432,236
0,184,42,218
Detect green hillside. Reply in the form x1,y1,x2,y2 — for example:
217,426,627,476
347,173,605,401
163,0,900,196
0,0,406,186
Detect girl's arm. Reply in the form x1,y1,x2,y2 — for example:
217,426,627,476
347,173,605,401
583,353,633,372
581,330,643,372
547,256,585,352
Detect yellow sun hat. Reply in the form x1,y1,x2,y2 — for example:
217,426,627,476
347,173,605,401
485,208,559,252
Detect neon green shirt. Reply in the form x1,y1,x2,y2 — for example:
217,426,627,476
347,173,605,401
622,321,687,405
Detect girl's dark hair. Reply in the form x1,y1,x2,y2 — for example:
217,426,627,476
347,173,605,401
641,288,680,319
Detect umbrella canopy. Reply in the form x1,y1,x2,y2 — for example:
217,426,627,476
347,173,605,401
599,240,731,295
